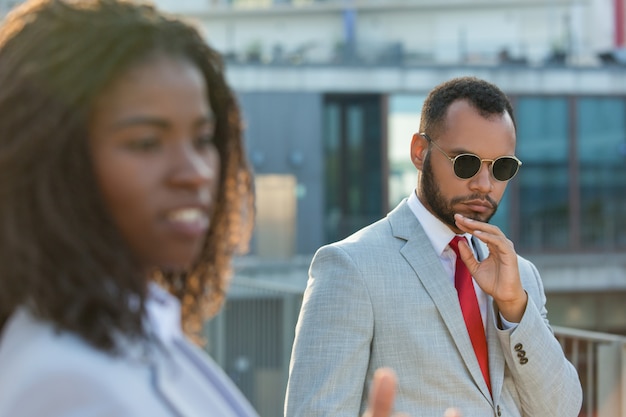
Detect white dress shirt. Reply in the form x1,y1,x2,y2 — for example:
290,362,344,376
407,191,489,329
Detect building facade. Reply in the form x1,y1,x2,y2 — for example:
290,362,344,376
149,0,626,332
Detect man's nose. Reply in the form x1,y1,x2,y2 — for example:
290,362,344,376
468,161,493,193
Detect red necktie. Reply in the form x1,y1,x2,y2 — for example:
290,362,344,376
449,236,491,394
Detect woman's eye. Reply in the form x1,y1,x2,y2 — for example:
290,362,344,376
194,134,215,149
125,137,160,152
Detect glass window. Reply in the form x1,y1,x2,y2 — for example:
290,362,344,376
346,105,364,216
489,190,511,237
323,95,384,243
387,94,424,208
323,103,342,243
515,97,570,250
577,98,626,249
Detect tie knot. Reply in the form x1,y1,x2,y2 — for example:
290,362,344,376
449,235,468,256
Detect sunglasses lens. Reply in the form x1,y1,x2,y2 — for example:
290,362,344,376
492,157,520,181
453,154,482,179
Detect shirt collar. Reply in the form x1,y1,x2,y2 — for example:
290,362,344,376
145,282,183,344
407,190,472,256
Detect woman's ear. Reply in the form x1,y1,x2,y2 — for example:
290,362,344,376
410,132,428,170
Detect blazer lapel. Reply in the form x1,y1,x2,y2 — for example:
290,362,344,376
150,338,257,417
150,350,202,417
473,236,505,402
388,201,492,402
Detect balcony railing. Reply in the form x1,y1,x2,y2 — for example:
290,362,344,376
207,274,626,417
555,326,626,417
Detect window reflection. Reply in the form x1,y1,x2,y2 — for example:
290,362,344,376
577,98,626,250
387,95,423,208
323,95,384,244
515,97,570,250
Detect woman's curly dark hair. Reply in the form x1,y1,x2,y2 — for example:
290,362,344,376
0,0,254,351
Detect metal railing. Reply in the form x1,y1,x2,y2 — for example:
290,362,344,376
207,276,626,417
205,276,304,417
554,326,626,417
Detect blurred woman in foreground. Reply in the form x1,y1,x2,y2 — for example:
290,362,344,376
0,0,255,414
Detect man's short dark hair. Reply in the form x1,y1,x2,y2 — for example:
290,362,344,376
419,76,516,137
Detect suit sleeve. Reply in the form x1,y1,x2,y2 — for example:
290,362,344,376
285,244,373,417
493,259,583,417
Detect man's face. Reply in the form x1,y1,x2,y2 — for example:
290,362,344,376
416,100,517,233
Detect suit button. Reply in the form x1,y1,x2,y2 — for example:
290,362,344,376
497,404,502,416
517,350,526,358
520,357,529,364
514,343,523,351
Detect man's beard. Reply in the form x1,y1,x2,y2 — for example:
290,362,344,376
420,153,498,230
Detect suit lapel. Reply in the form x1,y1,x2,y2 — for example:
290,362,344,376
473,236,505,403
150,338,257,417
150,349,202,417
388,201,492,402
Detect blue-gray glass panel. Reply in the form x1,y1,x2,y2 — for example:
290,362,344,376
577,98,626,250
324,103,342,243
323,96,383,244
515,97,570,250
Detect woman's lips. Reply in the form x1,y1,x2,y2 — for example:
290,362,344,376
164,207,209,237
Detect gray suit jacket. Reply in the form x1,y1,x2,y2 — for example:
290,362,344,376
0,307,258,417
285,200,582,417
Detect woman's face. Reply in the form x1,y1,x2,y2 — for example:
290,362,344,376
89,55,219,273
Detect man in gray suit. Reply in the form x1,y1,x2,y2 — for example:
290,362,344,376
285,76,582,417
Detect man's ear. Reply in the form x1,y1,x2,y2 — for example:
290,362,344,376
410,132,428,170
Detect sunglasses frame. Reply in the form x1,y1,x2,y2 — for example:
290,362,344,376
420,133,522,182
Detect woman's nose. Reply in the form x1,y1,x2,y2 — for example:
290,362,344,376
168,142,218,189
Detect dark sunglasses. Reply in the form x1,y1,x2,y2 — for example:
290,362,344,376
420,133,522,182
